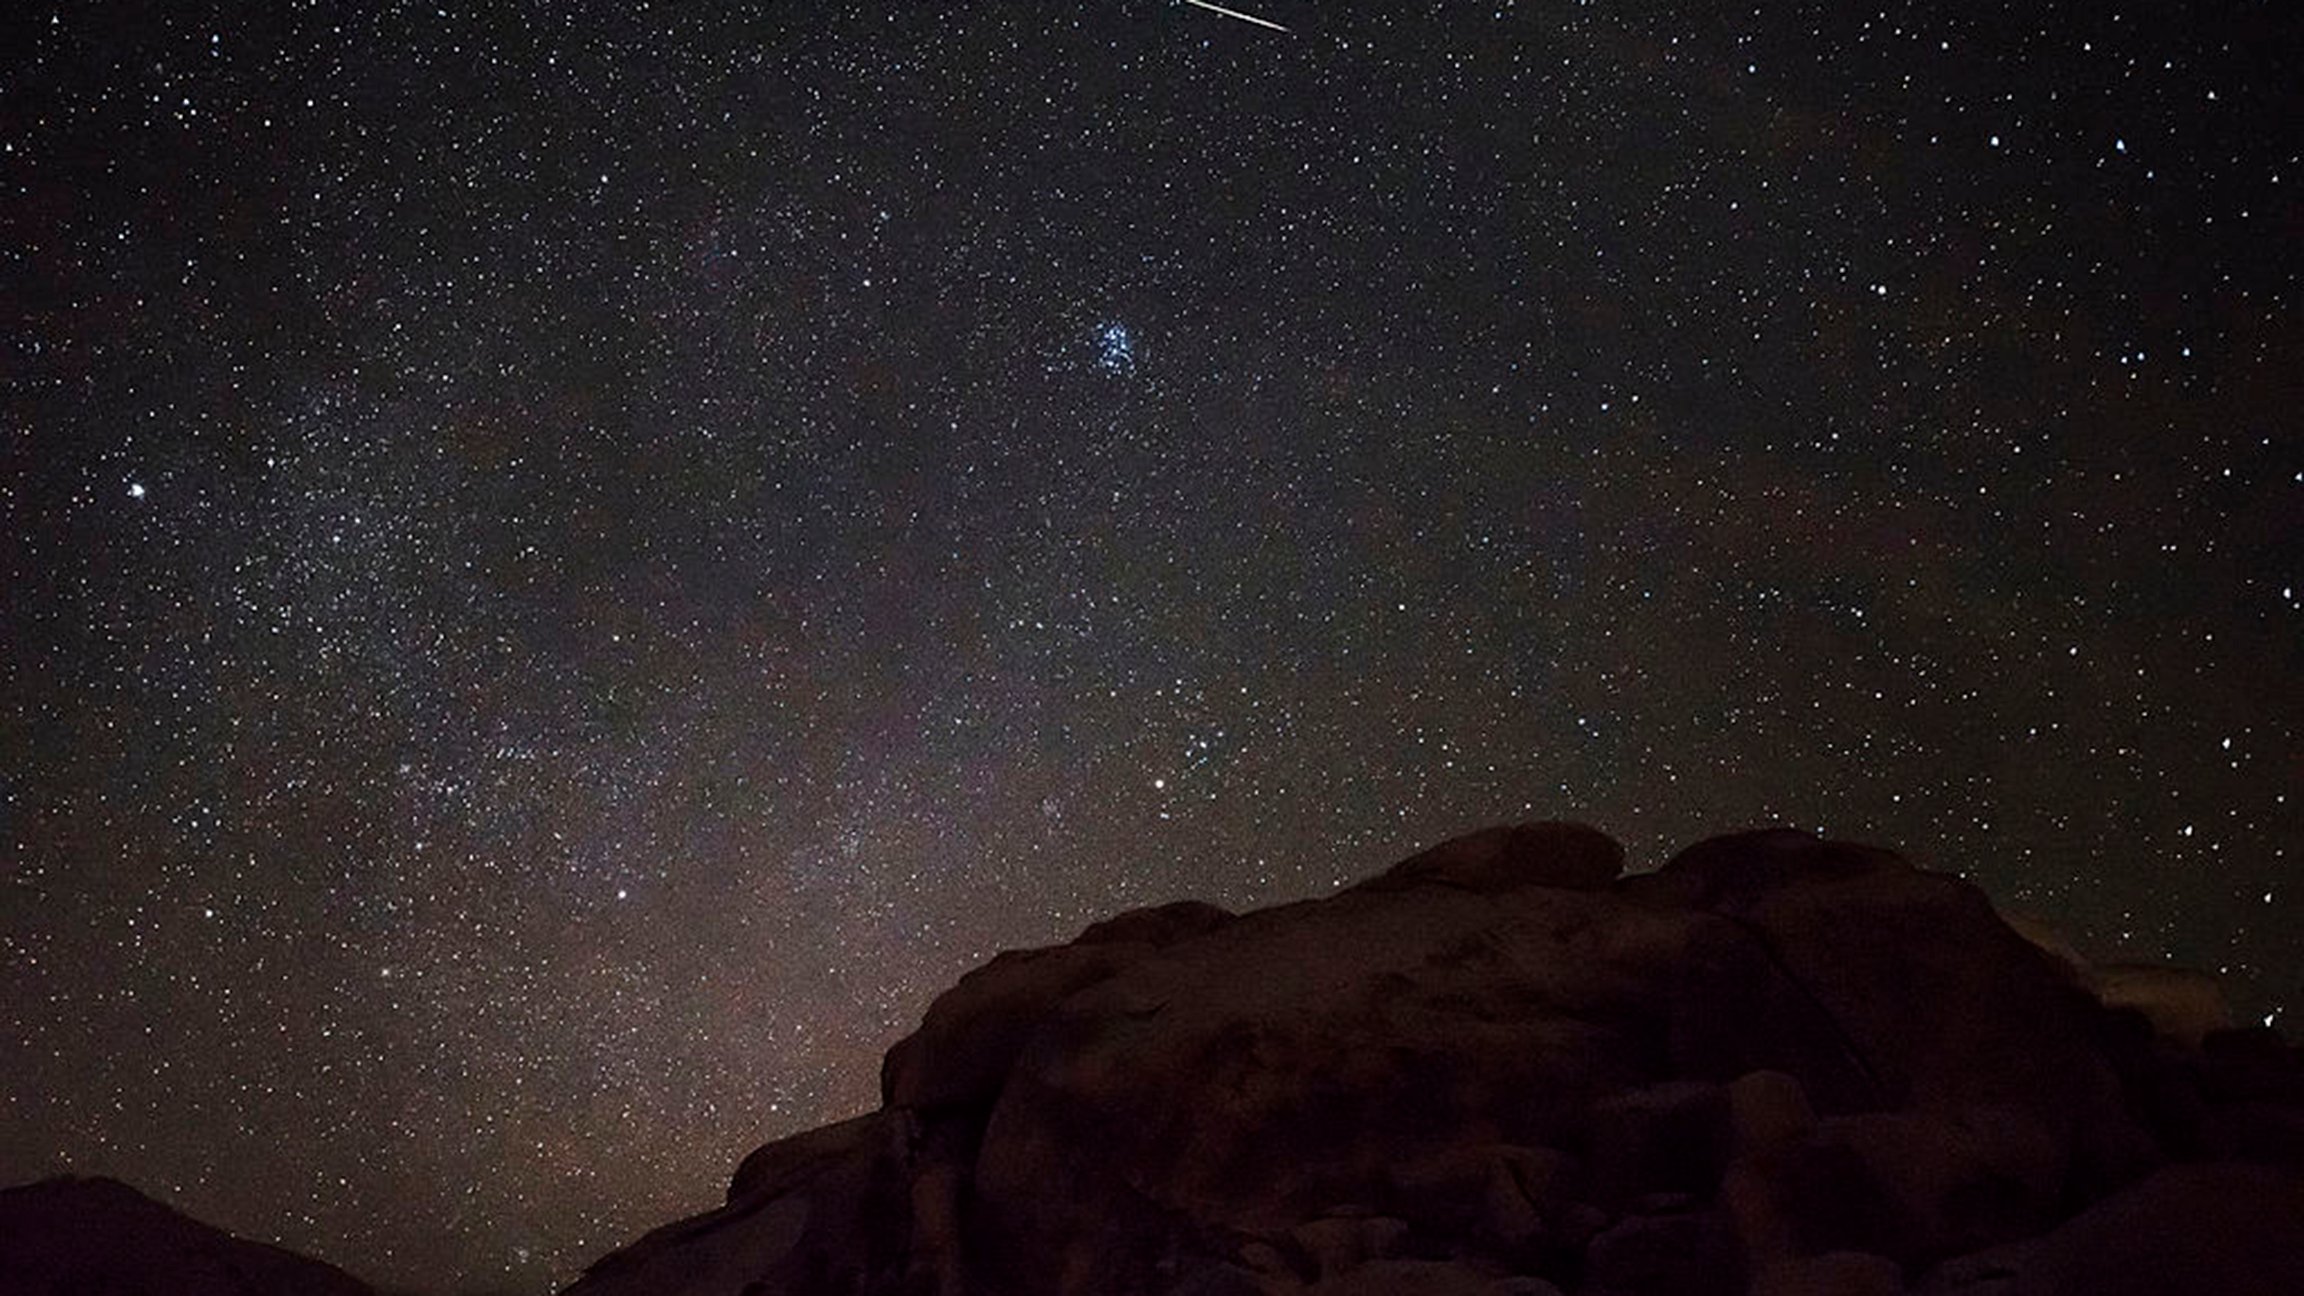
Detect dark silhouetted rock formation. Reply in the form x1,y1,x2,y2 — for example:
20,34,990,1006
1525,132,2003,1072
0,1175,376,1296
562,824,2304,1296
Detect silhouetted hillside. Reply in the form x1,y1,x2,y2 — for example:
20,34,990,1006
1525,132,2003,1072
0,1174,375,1296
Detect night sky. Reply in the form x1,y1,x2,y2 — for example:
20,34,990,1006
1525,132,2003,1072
3,2,2299,1292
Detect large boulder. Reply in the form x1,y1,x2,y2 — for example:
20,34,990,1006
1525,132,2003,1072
968,880,1717,1293
0,1176,375,1296
561,823,2301,1296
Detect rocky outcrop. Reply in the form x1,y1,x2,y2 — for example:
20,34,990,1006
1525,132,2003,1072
562,823,2304,1296
0,1175,376,1296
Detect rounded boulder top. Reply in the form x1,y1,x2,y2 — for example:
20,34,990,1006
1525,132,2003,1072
1649,827,1911,911
1360,820,1625,895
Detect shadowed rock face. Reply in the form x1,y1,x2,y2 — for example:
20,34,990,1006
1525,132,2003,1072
0,1175,376,1296
562,824,2304,1296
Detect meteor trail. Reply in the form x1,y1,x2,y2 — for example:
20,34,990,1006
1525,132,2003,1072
1182,0,1289,33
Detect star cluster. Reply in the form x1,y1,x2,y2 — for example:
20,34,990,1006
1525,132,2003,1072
3,3,2298,1292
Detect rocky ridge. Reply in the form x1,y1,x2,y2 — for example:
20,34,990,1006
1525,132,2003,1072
563,824,2304,1296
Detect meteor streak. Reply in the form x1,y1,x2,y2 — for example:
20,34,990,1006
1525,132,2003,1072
1182,0,1289,33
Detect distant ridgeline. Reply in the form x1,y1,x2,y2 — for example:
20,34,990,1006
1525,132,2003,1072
559,823,2304,1296
0,1175,375,1296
